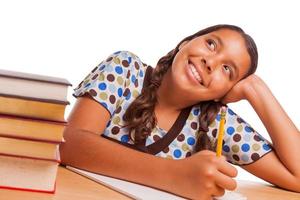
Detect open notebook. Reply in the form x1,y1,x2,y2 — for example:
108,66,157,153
66,166,247,200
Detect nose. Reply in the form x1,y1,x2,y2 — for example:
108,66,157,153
201,58,213,73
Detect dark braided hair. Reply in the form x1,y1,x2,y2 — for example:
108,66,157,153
123,24,258,152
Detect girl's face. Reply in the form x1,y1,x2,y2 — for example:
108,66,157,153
171,29,251,102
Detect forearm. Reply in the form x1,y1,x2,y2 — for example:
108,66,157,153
244,77,300,176
60,128,174,192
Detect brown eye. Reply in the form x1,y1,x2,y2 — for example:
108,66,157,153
223,65,232,76
206,39,216,51
223,65,229,71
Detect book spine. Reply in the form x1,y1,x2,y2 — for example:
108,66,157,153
0,134,64,144
0,184,55,194
0,113,68,125
0,93,70,105
0,69,72,86
0,152,61,163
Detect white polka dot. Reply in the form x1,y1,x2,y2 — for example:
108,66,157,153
108,84,116,93
241,154,249,162
243,133,251,142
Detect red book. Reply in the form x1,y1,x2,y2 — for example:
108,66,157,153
0,155,59,193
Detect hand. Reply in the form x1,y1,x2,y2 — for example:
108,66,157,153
221,74,264,104
169,150,238,200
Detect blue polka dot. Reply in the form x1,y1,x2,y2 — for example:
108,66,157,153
139,70,144,77
125,92,131,100
223,145,230,152
84,83,91,88
101,102,108,109
98,83,107,90
216,114,221,121
187,137,195,145
131,75,136,83
173,149,182,158
121,135,129,143
128,57,132,64
117,88,123,97
263,144,271,151
99,65,106,71
113,51,121,55
193,109,200,116
115,66,123,74
228,108,235,116
245,126,252,133
241,144,250,152
226,126,235,135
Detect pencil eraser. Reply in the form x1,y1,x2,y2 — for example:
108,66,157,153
221,106,227,112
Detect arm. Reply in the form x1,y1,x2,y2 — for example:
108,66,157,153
222,75,300,192
60,95,237,200
60,95,174,192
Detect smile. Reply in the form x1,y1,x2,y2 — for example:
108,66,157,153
187,60,205,86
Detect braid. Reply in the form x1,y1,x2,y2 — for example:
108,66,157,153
123,50,174,144
195,101,223,152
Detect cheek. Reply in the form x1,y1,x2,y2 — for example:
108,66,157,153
172,54,188,80
209,77,233,96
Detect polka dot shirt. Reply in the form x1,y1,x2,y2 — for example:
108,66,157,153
73,50,273,165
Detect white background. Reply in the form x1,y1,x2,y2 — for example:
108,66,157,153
0,0,299,183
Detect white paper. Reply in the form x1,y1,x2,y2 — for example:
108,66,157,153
214,190,247,200
67,166,247,200
67,166,185,200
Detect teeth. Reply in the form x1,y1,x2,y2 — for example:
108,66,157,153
188,63,203,85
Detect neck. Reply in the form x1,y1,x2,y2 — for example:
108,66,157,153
156,69,192,113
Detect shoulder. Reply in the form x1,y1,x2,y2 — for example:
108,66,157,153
107,50,146,66
73,50,150,116
95,50,149,76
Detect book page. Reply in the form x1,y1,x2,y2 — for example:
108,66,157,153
67,166,185,200
67,166,247,200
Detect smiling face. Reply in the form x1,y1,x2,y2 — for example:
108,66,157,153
170,28,252,102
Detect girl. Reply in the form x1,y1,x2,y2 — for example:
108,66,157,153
60,24,300,200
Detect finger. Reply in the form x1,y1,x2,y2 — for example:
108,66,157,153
212,185,225,197
217,159,238,178
220,96,229,105
214,171,237,191
199,149,216,156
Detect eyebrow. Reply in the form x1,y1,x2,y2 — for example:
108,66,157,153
210,34,239,80
211,34,223,47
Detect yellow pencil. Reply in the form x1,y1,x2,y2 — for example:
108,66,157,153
216,106,227,157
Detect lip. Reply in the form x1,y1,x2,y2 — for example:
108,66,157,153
185,60,205,87
187,59,206,87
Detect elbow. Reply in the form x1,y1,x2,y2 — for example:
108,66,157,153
59,128,97,166
59,127,80,166
293,177,300,193
283,176,300,193
59,141,71,165
59,137,76,166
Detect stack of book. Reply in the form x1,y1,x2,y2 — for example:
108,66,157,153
0,69,71,193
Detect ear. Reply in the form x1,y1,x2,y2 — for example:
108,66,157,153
179,40,189,50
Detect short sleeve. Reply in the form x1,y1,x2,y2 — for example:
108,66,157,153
207,107,273,165
73,51,139,116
